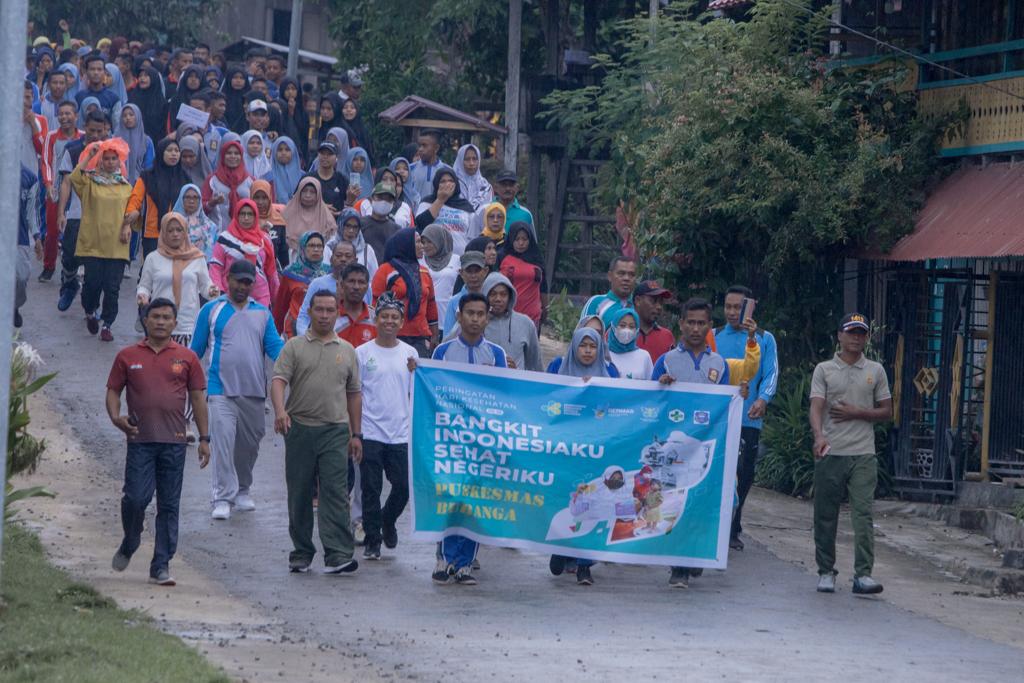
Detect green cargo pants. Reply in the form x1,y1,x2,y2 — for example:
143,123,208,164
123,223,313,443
284,421,354,567
813,453,877,578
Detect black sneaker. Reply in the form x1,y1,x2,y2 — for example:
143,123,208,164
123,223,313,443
111,550,131,572
576,565,593,586
323,559,358,574
852,576,884,595
729,536,744,551
382,524,398,549
289,559,312,573
549,554,567,576
454,567,478,585
38,268,54,283
13,310,22,328
669,567,690,588
690,568,704,578
86,313,100,335
363,543,381,560
432,559,453,584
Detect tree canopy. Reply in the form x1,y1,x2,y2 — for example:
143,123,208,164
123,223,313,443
30,0,223,47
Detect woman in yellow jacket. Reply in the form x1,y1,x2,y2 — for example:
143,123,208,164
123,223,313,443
68,138,134,342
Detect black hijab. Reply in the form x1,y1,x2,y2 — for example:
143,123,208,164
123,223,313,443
423,168,475,212
499,221,543,268
278,77,309,157
383,229,423,319
141,137,190,225
222,66,249,133
316,93,344,147
168,65,206,122
339,98,374,166
129,66,168,140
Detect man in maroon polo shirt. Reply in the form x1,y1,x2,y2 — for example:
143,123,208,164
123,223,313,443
635,280,675,364
106,298,210,586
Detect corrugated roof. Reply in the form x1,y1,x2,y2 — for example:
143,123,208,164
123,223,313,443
378,95,508,135
232,36,337,66
879,163,1024,261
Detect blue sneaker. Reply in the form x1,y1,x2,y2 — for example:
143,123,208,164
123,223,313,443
57,288,76,312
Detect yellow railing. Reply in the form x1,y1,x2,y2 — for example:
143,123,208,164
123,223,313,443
918,76,1024,156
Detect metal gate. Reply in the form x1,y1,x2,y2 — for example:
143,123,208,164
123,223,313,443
988,274,1024,478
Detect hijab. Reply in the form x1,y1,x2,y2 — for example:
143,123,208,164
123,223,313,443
140,137,189,223
344,147,374,200
322,126,351,173
283,231,330,283
389,157,421,207
169,65,205,122
499,220,543,269
113,104,150,184
339,98,373,163
481,202,507,241
281,176,337,248
267,136,304,203
78,96,101,128
240,130,272,179
383,228,423,319
454,144,492,211
57,63,80,100
250,179,285,225
172,183,218,256
221,66,249,133
177,136,210,186
465,236,497,270
606,308,640,354
105,63,128,106
225,198,273,260
84,138,130,185
336,207,364,251
560,328,610,378
422,168,475,212
211,140,251,210
317,92,344,146
156,212,205,306
204,66,223,90
421,223,454,272
129,66,168,139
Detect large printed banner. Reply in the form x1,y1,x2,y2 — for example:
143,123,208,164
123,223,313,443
409,360,743,568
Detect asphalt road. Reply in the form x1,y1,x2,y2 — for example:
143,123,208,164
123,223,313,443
19,267,1024,681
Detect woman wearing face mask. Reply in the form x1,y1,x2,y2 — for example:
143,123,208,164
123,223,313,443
273,231,330,338
209,198,279,307
454,144,492,212
172,183,218,258
137,212,216,343
241,130,272,179
125,138,189,261
605,308,653,380
202,140,254,232
498,221,547,327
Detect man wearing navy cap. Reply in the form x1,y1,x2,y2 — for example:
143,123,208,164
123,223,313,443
809,313,892,595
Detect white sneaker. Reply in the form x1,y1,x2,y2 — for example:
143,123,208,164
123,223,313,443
235,494,256,512
353,519,365,545
211,502,231,520
817,573,836,593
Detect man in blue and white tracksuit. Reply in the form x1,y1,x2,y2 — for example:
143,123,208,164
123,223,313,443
430,292,507,586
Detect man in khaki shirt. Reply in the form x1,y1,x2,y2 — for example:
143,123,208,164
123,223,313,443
809,313,891,596
272,288,363,574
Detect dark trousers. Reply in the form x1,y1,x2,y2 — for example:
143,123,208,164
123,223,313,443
399,336,431,358
81,256,125,326
272,226,289,268
359,439,409,546
59,219,81,296
118,442,187,577
141,236,158,262
731,426,762,538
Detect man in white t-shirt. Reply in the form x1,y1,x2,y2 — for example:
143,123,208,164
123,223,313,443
356,292,419,560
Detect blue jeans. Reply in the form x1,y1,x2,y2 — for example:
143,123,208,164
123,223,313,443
118,442,187,577
440,535,477,570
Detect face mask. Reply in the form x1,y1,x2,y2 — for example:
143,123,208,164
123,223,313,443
614,327,637,345
371,200,392,215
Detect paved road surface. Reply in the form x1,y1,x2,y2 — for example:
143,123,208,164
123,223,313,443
19,269,1024,681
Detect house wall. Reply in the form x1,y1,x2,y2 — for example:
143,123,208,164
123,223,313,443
202,0,333,54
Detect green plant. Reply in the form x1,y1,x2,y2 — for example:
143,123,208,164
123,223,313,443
544,288,579,342
756,368,816,497
5,342,56,518
1013,500,1024,522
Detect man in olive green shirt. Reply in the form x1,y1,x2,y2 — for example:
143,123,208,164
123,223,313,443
809,313,892,595
272,288,363,574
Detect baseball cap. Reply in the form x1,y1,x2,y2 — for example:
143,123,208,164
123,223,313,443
248,99,268,113
372,181,396,198
840,313,870,333
228,259,257,282
635,280,671,298
460,251,486,270
318,141,338,155
350,74,364,87
495,168,518,183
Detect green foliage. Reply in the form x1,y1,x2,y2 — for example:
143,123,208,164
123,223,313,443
5,343,56,519
756,368,816,497
1013,500,1024,522
30,1,223,46
542,0,962,368
545,288,579,342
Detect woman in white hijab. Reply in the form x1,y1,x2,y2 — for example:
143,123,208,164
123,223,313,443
453,143,492,211
240,130,272,179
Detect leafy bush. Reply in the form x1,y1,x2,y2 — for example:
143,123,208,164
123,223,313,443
757,368,816,497
545,288,579,342
5,342,56,518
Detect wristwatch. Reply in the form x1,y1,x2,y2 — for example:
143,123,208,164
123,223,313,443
198,435,211,443
351,432,363,440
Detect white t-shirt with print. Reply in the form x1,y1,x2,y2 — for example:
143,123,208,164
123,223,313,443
356,339,419,444
610,348,654,381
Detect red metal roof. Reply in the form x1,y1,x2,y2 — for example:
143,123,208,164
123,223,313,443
881,163,1024,261
377,95,508,136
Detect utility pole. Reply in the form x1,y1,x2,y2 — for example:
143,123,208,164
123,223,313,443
0,0,30,586
504,0,522,172
287,0,304,77
650,0,659,41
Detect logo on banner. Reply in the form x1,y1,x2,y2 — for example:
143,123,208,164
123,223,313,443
669,409,685,423
542,401,562,417
641,406,659,421
693,410,710,425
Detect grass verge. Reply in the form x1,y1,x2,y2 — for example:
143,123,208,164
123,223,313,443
0,523,228,683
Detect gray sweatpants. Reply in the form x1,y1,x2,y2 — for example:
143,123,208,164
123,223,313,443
209,395,266,506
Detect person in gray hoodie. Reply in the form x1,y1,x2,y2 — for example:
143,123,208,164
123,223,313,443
447,272,542,371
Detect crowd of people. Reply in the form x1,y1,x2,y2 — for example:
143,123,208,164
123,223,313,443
22,26,892,597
